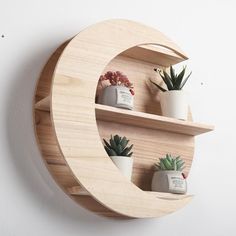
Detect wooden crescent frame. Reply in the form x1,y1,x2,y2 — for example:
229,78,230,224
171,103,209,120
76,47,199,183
51,19,191,218
34,19,213,218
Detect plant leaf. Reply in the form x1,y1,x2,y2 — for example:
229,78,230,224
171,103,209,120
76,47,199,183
120,136,128,148
104,146,110,155
177,161,185,170
166,154,172,163
121,144,133,156
114,134,120,145
163,158,172,170
155,164,161,170
173,159,177,171
110,137,117,150
180,71,192,89
160,161,166,170
162,70,174,90
117,144,123,155
104,146,117,156
103,139,112,149
175,156,181,161
108,149,118,156
127,152,133,157
170,66,177,83
174,66,186,89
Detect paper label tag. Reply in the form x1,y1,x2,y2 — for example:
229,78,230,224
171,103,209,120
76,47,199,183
116,87,134,107
167,173,186,193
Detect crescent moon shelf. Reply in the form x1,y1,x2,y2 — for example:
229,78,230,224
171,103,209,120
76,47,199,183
34,19,214,218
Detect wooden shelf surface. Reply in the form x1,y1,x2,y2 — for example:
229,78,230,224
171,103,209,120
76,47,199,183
34,19,202,218
121,44,187,66
35,97,214,136
95,104,214,136
67,185,193,201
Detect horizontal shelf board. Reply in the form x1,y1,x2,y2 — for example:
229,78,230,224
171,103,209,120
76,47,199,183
67,186,193,201
95,104,214,136
35,97,214,136
121,44,187,66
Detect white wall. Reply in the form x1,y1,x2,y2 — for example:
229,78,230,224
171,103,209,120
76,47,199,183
1,0,235,235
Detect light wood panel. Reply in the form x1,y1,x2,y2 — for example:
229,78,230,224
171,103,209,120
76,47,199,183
51,19,193,218
35,100,213,136
96,104,213,136
34,45,120,217
121,44,186,66
68,185,193,201
33,19,213,218
35,41,69,102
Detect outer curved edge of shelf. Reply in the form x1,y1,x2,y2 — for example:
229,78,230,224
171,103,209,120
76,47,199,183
50,19,192,218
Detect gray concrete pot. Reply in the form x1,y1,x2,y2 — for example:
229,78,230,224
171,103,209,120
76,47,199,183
99,85,134,110
151,170,187,194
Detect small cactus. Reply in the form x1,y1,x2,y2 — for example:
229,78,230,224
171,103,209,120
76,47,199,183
103,134,133,157
155,154,185,171
151,66,192,92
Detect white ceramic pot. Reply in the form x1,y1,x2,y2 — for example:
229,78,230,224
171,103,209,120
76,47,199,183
160,90,188,120
151,170,187,194
110,156,133,180
99,85,134,110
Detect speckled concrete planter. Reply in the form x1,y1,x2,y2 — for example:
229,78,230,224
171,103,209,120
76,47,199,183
151,170,187,194
99,85,134,110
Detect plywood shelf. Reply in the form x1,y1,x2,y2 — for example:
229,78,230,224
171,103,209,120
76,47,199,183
34,19,214,218
121,44,187,66
35,97,214,136
67,186,193,201
96,104,214,136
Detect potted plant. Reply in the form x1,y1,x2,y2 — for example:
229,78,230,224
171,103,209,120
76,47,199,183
151,154,187,194
98,71,134,110
151,66,192,120
103,134,134,180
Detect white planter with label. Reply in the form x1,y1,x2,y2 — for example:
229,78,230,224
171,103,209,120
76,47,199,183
99,85,134,110
160,90,188,120
110,156,133,180
151,170,187,194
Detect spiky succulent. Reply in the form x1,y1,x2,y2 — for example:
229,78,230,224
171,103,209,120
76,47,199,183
155,154,185,171
103,135,133,157
151,66,192,92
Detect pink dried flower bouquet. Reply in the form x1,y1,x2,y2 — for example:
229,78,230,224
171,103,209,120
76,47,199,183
99,71,134,95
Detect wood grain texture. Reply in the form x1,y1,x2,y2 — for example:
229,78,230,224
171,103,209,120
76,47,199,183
122,44,186,66
68,186,193,201
34,44,121,217
96,104,213,136
33,19,213,218
35,101,213,136
51,19,193,218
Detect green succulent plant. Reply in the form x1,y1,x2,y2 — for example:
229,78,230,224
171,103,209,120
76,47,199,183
151,66,192,92
155,154,185,171
103,134,133,157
